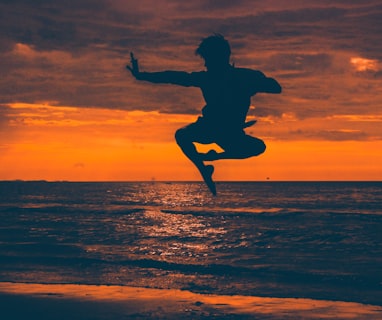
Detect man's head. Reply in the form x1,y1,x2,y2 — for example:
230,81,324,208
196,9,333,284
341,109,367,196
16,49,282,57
195,34,231,71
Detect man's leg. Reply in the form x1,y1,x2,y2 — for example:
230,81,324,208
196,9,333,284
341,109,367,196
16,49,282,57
175,123,216,195
202,134,266,161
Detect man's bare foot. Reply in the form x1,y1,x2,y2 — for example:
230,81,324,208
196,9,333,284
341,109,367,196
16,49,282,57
201,150,220,161
199,164,216,195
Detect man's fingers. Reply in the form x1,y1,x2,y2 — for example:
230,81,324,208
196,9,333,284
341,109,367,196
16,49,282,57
127,52,139,76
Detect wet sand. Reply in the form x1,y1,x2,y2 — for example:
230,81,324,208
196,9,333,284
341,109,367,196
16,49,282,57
0,282,381,319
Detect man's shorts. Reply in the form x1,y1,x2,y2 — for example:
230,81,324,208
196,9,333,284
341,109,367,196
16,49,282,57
179,117,265,154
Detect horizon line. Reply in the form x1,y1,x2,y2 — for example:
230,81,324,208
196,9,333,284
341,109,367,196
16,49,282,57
1,180,382,183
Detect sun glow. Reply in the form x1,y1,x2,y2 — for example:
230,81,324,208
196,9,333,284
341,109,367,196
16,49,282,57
350,57,379,72
1,103,382,181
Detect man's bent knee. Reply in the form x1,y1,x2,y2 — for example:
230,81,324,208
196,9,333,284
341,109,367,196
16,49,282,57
255,140,266,156
175,128,188,145
243,138,266,158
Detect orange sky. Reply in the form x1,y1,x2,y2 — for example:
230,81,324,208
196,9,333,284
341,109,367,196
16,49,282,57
1,1,382,181
1,102,381,181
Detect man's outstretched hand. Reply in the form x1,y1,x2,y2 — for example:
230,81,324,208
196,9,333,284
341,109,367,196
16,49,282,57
126,52,140,78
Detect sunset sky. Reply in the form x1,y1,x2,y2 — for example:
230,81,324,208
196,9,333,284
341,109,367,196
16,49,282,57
1,0,382,181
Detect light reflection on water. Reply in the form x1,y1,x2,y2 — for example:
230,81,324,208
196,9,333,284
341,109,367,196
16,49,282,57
80,207,229,263
1,181,382,305
118,182,212,208
139,210,226,259
104,209,227,261
4,181,382,215
140,210,226,238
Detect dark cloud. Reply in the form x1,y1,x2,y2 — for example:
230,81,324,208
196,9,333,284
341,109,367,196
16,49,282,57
167,0,261,15
251,105,284,118
289,129,371,141
165,6,346,39
0,0,147,53
265,53,333,74
0,0,381,127
0,104,10,123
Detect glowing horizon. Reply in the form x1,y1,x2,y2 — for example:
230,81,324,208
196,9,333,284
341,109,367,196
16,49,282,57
1,102,381,181
1,1,382,181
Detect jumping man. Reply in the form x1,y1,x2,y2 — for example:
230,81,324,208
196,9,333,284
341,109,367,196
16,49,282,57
127,34,282,195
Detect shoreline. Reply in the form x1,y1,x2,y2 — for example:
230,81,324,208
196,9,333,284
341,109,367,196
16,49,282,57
0,282,381,319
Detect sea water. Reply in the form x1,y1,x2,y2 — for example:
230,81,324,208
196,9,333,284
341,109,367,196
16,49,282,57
0,181,381,305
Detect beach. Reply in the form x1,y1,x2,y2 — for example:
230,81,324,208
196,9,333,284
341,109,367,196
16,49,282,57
1,282,382,319
0,181,381,319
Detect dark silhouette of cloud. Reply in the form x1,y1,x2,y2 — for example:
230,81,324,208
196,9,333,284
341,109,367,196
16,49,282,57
288,128,371,141
0,0,381,129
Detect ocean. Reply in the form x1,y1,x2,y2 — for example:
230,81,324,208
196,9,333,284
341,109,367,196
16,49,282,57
0,181,381,306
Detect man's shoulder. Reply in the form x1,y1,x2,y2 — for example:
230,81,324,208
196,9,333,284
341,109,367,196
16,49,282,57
233,67,265,78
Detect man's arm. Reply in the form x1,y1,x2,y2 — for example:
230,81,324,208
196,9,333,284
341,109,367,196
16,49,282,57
249,70,282,94
259,76,282,94
126,52,200,87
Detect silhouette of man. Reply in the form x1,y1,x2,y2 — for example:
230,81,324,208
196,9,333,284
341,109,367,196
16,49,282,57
127,34,281,195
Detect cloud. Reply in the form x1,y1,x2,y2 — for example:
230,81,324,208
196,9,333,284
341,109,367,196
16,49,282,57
0,0,382,134
351,57,379,72
1,103,197,146
74,162,85,168
289,129,370,141
265,53,333,75
0,104,11,128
